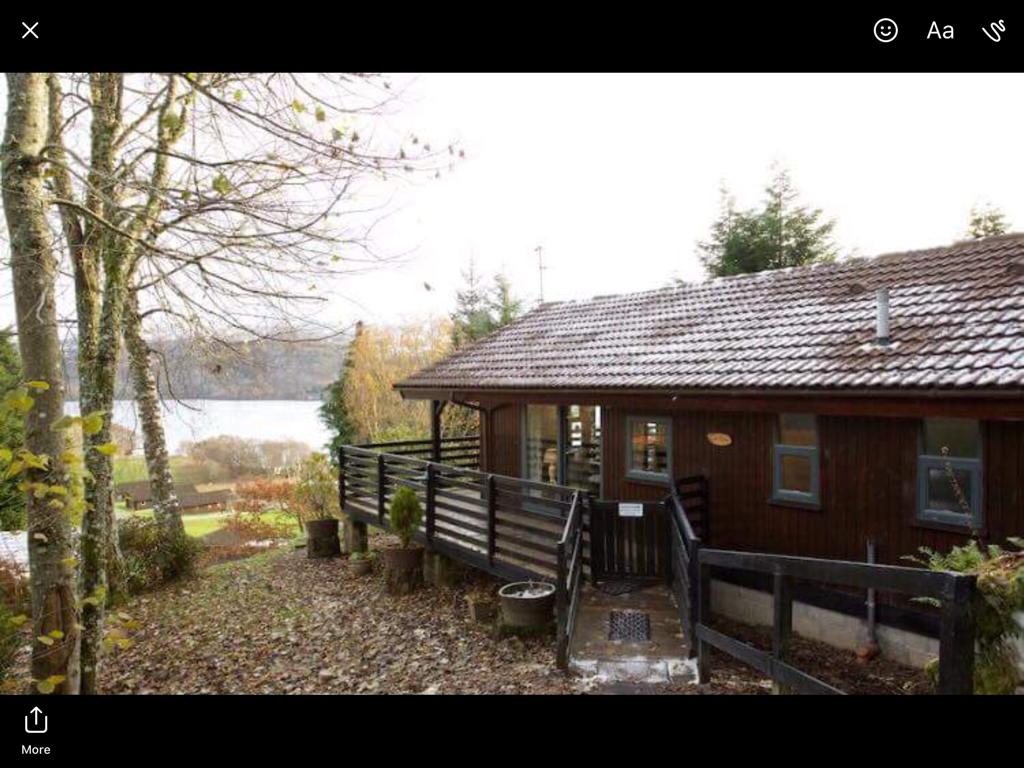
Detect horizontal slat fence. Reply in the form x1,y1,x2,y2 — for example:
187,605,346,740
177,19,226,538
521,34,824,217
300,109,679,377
695,549,977,695
340,444,575,582
355,435,480,468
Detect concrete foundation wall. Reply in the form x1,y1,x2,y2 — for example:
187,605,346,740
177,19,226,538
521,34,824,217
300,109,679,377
710,579,940,669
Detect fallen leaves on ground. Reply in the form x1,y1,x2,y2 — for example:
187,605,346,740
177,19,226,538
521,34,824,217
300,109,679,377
104,542,581,694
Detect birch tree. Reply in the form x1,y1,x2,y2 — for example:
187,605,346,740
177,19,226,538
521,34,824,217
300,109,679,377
41,72,446,691
2,72,80,694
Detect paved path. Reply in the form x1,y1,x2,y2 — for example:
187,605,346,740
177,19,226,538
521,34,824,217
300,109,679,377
568,583,697,685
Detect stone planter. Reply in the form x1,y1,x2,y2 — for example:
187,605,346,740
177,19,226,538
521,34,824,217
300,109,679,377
382,546,424,595
498,581,555,629
466,594,497,623
304,518,341,559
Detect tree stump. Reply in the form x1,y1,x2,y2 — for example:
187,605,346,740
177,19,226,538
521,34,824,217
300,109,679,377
343,516,368,554
305,519,341,559
382,547,424,595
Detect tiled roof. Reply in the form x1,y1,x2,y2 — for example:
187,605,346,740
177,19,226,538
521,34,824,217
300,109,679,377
399,234,1024,393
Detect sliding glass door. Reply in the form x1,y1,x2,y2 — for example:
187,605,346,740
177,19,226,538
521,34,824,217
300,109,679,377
563,405,601,497
524,405,560,485
523,404,601,497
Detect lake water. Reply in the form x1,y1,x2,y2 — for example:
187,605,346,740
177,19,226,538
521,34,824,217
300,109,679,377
65,399,330,456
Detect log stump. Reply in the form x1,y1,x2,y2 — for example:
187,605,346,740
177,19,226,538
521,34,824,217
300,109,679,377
305,519,341,559
343,516,368,554
382,547,424,595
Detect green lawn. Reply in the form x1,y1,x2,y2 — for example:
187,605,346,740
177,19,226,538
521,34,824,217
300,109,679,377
117,507,297,539
113,455,233,486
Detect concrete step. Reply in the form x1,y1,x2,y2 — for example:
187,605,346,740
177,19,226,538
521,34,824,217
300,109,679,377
570,655,698,685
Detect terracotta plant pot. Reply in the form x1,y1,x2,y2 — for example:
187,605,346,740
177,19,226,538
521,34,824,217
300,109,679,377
498,581,556,628
304,518,341,559
381,546,424,595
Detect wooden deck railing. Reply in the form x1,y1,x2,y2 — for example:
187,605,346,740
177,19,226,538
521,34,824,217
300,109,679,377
355,435,479,469
666,480,703,658
555,491,585,669
339,444,575,582
694,549,977,694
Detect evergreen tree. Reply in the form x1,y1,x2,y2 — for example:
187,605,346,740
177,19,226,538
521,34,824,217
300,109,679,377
451,261,523,349
319,322,361,458
966,203,1009,240
698,168,838,278
0,329,25,530
489,273,523,327
450,259,496,348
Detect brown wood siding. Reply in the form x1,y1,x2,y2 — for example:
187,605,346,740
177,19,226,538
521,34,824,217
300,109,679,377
472,392,1024,568
479,400,520,478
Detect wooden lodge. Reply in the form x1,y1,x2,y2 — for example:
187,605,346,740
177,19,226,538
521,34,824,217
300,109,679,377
340,234,1024,692
397,235,1024,566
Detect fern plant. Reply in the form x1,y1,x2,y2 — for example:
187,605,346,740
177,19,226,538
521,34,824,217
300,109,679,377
904,537,1024,694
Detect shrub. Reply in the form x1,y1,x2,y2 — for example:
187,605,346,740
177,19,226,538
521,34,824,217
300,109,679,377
291,453,339,523
118,517,204,595
905,537,1024,694
224,511,293,542
0,602,22,685
0,555,29,613
236,477,295,513
389,486,422,548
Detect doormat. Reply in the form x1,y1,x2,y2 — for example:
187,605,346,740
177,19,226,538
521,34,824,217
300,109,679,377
608,610,652,641
595,578,647,596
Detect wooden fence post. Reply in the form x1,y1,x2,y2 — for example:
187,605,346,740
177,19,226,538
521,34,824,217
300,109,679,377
701,475,710,543
697,560,711,684
425,463,436,546
430,400,444,463
377,453,386,524
687,539,700,659
772,570,793,694
486,474,496,566
937,574,976,695
556,538,568,669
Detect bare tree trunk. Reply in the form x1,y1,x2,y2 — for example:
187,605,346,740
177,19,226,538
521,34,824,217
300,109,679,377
123,288,185,544
2,72,81,695
78,73,125,695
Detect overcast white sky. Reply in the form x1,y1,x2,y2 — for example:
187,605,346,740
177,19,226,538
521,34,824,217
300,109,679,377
3,72,1024,332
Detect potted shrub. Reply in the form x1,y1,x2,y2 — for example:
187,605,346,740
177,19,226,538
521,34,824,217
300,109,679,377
292,454,341,559
498,580,556,629
349,550,374,577
382,485,423,595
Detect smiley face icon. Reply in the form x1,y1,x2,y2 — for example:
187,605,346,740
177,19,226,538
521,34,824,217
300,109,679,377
873,18,898,43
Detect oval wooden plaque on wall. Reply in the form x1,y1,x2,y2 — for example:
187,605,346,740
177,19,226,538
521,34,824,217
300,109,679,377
706,432,732,447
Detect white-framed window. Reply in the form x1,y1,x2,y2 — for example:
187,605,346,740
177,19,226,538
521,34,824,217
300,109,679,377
771,413,820,506
917,418,982,529
625,416,671,484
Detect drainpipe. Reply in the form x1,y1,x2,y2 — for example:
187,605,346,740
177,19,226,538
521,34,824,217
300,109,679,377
866,539,878,644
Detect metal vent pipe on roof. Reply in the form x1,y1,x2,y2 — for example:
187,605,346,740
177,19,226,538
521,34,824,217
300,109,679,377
875,288,891,344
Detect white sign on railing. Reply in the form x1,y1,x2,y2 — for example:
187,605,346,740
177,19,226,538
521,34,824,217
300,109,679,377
618,503,644,518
